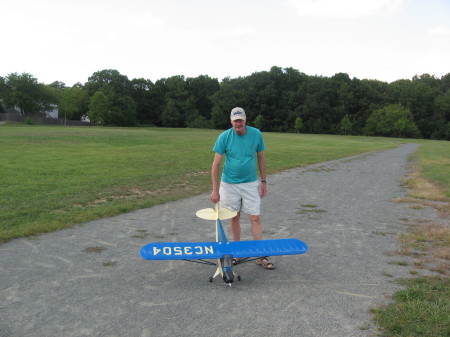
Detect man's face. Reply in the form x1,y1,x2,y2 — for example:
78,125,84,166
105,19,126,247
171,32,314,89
231,119,246,135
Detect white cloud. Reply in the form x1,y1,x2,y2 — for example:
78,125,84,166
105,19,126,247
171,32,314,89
192,27,258,39
123,12,165,28
285,0,407,18
428,24,450,35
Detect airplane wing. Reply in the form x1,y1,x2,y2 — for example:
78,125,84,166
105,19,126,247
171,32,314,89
225,239,308,258
140,238,308,260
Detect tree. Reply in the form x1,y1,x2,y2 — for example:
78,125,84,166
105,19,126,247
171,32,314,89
440,73,450,92
393,118,409,138
294,117,303,133
430,89,450,139
254,115,264,130
0,73,57,114
131,78,158,125
364,104,421,138
0,77,5,113
85,69,132,97
161,99,182,127
210,77,247,129
109,95,137,126
339,115,352,135
211,106,229,129
85,69,137,126
387,79,438,138
186,115,211,129
434,89,450,121
48,81,66,91
88,91,110,125
295,75,335,134
186,75,220,120
59,86,88,120
154,75,191,126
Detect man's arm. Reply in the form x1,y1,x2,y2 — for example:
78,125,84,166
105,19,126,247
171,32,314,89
257,151,267,198
210,152,223,203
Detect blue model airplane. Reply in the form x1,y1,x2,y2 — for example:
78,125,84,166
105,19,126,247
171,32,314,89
140,204,308,285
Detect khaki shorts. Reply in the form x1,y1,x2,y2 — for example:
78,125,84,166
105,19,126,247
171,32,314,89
219,181,261,215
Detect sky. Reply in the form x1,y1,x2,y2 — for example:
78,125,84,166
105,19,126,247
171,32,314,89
1,0,450,86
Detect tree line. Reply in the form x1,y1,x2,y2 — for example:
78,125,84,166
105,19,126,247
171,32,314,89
1,67,449,139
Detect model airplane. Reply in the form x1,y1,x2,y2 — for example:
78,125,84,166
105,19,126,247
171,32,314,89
140,203,308,285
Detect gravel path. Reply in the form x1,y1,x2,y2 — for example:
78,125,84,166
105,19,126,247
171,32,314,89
0,143,441,337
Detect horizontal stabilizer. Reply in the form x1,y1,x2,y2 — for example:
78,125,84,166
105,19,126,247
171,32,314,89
196,207,237,221
140,238,308,260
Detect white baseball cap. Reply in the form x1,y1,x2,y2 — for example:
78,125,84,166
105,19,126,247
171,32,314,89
230,107,246,121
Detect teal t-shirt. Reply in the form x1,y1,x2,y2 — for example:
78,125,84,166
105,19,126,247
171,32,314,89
213,126,266,184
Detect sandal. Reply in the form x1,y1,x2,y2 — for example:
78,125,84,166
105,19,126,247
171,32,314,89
255,257,275,270
232,258,243,265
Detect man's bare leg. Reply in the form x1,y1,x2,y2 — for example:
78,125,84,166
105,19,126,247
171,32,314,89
249,215,274,269
230,213,241,241
249,215,263,240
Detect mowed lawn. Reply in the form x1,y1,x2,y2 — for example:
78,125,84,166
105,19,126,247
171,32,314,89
0,124,415,243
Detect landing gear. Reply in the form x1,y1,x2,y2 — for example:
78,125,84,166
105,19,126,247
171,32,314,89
208,255,242,285
208,273,241,284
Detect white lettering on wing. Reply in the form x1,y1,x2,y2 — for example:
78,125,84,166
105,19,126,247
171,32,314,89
155,245,215,256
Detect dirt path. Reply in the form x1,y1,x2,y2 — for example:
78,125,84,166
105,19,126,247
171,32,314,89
0,143,442,337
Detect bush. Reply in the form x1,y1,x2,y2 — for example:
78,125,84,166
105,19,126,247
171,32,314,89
364,104,422,138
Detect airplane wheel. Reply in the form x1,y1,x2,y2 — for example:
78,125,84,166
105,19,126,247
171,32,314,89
209,277,213,283
237,276,241,281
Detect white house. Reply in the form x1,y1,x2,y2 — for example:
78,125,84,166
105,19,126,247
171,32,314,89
45,104,59,119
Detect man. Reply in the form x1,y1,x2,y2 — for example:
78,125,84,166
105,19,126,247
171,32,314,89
210,107,274,269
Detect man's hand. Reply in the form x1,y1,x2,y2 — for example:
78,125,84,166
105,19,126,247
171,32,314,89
260,182,267,198
210,190,220,203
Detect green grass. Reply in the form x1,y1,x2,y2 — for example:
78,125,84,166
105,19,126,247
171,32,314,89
372,276,450,337
414,140,450,199
0,124,400,242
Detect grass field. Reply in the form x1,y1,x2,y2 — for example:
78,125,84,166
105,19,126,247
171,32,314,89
1,123,449,336
0,124,400,243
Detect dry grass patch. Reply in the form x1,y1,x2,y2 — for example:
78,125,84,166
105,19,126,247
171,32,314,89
431,246,450,260
393,196,450,216
396,221,450,275
396,167,450,217
83,246,107,253
413,223,450,242
405,170,447,201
